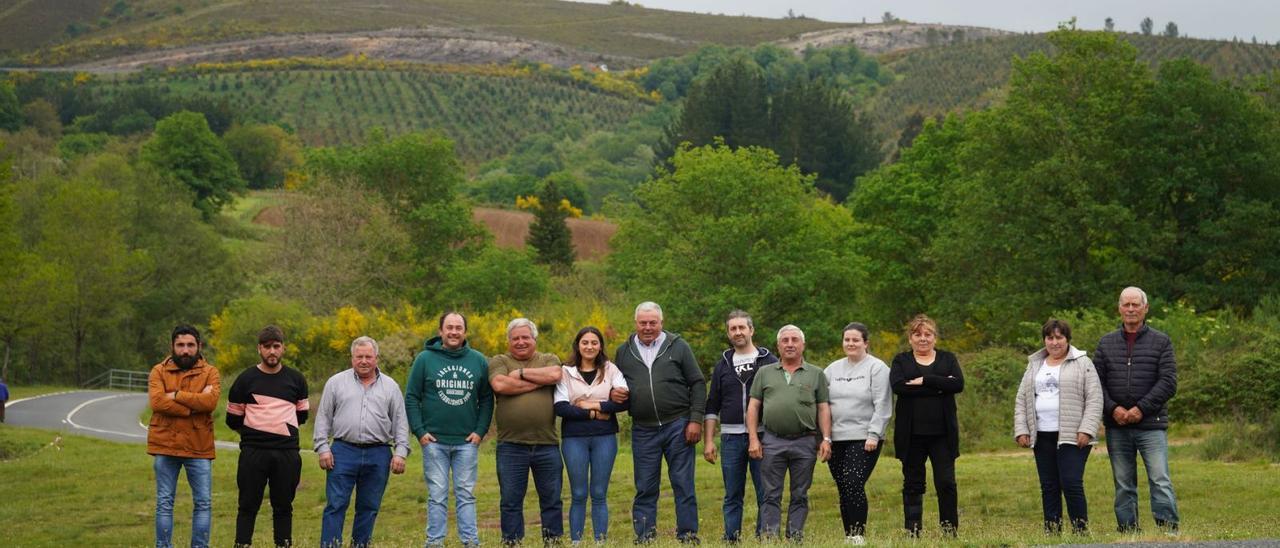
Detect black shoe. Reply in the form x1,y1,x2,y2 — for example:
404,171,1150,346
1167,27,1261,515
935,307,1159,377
904,521,922,538
1070,517,1089,535
677,533,700,545
941,522,958,538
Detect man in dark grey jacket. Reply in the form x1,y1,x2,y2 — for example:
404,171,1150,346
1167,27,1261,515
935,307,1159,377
1094,286,1179,534
615,301,705,544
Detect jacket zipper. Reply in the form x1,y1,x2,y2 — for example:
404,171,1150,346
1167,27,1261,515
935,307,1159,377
1125,336,1134,410
631,338,667,426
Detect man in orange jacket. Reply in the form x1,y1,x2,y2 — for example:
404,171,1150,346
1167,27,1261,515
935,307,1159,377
148,325,221,548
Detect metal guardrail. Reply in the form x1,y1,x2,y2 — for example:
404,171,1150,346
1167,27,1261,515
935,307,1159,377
82,369,149,391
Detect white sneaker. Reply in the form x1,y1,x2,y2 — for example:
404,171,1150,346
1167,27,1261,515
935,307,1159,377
845,535,866,545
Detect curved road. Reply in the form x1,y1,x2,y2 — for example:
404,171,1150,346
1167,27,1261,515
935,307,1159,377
5,390,236,449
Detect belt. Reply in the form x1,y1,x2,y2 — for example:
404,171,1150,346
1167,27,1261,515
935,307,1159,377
766,430,817,440
337,439,388,449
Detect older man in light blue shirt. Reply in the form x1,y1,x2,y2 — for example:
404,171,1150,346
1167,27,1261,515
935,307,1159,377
314,336,411,548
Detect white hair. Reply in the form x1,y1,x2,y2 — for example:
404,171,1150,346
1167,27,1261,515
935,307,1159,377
634,301,663,320
506,318,539,339
776,324,805,342
1120,286,1149,306
350,336,379,356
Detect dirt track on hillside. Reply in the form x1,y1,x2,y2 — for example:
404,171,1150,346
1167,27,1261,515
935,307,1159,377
69,27,639,72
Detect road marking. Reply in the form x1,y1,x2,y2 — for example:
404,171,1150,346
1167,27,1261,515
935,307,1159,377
15,390,308,453
65,393,147,439
4,390,81,407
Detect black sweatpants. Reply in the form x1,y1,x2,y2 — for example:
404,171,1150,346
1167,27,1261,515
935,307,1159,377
901,434,958,533
236,446,302,546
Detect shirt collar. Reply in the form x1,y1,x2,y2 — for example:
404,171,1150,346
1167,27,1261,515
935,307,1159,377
637,332,666,349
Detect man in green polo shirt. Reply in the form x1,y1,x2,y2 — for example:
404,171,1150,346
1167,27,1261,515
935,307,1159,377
746,324,832,542
488,317,564,545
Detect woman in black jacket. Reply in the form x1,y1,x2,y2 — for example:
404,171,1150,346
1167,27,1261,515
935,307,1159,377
890,314,964,537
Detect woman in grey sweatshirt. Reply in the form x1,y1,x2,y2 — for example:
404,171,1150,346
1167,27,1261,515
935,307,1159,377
1013,318,1103,535
824,322,893,544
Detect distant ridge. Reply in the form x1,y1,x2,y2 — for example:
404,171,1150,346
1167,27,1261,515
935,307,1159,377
777,23,1016,55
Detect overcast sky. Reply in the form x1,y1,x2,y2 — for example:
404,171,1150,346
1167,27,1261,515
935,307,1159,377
578,0,1279,42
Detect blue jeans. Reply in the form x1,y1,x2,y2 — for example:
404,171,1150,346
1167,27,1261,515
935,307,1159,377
631,417,698,542
496,442,563,543
1106,427,1179,531
321,441,392,547
561,434,618,542
154,455,212,548
423,441,479,545
719,433,763,541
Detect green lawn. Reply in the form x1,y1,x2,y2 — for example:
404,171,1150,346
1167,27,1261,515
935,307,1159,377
1,424,1277,546
4,384,76,402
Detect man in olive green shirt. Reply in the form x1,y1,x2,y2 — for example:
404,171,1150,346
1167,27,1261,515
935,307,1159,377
747,325,832,541
488,318,564,544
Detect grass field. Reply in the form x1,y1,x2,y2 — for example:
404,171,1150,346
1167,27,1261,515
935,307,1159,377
1,424,1277,546
3,384,76,402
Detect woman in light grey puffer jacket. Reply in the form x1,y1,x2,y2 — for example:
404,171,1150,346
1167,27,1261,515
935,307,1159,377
1014,319,1103,535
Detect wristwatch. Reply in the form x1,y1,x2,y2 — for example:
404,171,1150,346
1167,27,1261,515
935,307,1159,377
822,437,832,443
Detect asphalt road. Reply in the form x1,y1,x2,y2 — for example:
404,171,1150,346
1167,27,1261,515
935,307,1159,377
4,390,237,449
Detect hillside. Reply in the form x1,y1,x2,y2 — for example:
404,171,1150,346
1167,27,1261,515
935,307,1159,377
86,64,653,162
866,32,1280,140
2,0,852,65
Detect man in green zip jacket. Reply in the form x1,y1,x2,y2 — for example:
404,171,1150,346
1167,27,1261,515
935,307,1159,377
405,312,494,547
614,301,706,544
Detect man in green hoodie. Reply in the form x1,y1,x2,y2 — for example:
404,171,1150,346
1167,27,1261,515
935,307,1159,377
405,312,494,547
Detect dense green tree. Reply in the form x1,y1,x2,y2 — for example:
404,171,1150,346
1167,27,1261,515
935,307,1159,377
34,174,149,383
0,144,61,380
528,174,577,273
141,111,245,218
849,29,1280,341
1140,17,1154,35
223,123,302,189
769,79,882,200
305,131,487,305
1163,21,1179,38
266,178,414,311
642,43,888,103
662,61,882,201
610,143,867,357
659,55,770,160
78,154,243,356
0,82,19,132
21,99,61,137
438,245,550,311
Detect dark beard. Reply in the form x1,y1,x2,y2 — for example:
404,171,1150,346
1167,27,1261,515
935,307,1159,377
173,354,199,370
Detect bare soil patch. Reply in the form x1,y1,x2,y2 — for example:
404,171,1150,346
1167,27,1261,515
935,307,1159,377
252,205,285,228
473,207,616,261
